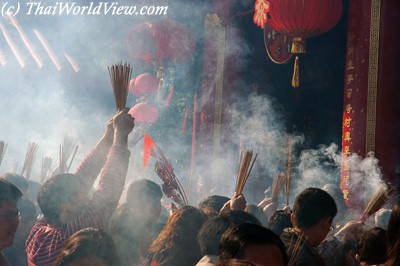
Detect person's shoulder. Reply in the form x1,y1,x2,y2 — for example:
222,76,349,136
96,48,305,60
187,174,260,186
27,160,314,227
299,245,325,266
28,218,48,238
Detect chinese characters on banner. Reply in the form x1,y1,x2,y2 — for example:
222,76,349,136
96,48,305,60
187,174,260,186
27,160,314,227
341,27,356,203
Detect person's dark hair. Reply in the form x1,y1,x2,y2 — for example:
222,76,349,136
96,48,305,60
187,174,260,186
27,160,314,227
219,223,288,265
221,210,261,226
126,179,163,208
110,203,155,265
323,184,348,224
199,195,230,216
245,205,268,227
268,209,293,236
1,173,28,194
292,187,337,229
198,216,233,256
148,205,207,266
37,174,82,225
0,178,23,204
386,202,400,266
55,228,120,266
217,258,257,266
357,227,387,265
322,184,346,210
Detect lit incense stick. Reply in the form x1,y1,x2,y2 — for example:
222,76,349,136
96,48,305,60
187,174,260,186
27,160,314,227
286,137,292,206
0,22,25,68
0,141,7,167
181,106,189,135
0,47,7,66
190,94,197,177
64,52,80,72
6,14,43,68
165,86,174,107
34,29,62,71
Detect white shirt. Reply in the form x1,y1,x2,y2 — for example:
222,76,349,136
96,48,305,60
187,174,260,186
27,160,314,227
195,255,218,266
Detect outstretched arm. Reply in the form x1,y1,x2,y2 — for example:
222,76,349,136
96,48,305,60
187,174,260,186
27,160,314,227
74,116,115,189
66,108,134,234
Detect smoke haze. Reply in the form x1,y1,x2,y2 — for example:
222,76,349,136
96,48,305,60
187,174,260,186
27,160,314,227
0,0,388,209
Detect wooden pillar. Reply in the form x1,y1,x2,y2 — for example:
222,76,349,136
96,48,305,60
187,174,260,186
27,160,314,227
341,0,400,210
198,0,239,192
199,13,227,191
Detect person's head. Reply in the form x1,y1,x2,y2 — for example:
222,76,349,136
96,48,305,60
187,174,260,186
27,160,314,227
292,187,337,246
55,228,120,266
219,223,288,266
198,216,233,256
0,178,23,250
322,184,346,209
386,202,400,266
126,179,163,223
245,205,268,227
149,205,207,264
267,209,293,236
37,174,88,226
2,173,28,195
356,227,387,265
221,210,261,227
199,195,230,217
110,204,155,265
198,210,262,258
323,184,347,225
343,239,358,266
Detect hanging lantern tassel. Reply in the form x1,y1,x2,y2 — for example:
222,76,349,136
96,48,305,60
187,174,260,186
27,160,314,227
291,56,300,88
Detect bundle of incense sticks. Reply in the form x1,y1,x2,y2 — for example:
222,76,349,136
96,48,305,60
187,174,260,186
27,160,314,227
285,137,293,206
271,173,286,203
66,145,79,173
59,137,78,174
40,156,53,184
235,150,258,195
359,184,395,222
150,138,188,207
108,62,132,111
0,141,7,167
288,231,305,266
21,142,39,180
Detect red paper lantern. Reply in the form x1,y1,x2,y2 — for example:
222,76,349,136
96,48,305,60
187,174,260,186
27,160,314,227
266,0,342,52
128,78,136,95
129,102,159,124
129,73,159,97
127,19,196,65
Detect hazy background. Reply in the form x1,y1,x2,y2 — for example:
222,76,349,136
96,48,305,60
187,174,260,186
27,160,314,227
0,0,386,207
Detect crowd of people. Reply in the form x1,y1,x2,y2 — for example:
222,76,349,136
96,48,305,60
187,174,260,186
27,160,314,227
0,108,399,266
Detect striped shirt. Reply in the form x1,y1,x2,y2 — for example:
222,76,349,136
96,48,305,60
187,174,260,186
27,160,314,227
26,145,130,266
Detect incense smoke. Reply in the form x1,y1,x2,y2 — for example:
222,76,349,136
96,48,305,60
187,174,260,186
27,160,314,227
0,0,387,211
